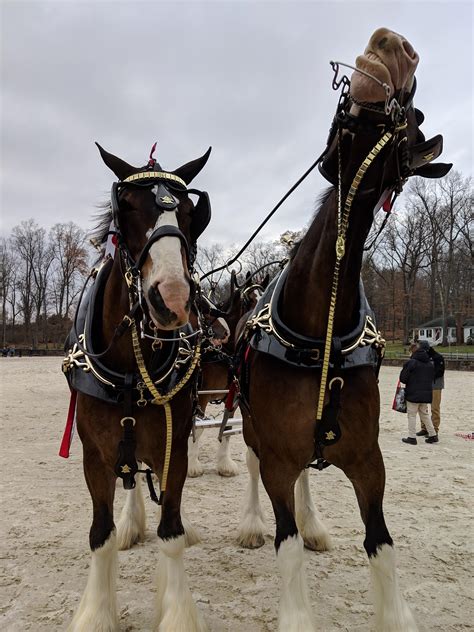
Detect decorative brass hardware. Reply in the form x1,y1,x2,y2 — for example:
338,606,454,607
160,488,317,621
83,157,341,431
325,431,336,441
423,152,434,162
123,171,186,188
160,195,175,204
120,464,131,474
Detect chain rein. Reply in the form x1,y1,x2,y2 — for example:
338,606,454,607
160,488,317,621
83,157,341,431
315,121,405,423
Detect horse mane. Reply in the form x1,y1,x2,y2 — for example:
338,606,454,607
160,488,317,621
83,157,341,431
289,186,334,259
91,201,113,244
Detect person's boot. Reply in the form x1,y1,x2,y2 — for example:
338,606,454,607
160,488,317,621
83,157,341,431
425,435,439,443
402,437,417,445
416,429,428,436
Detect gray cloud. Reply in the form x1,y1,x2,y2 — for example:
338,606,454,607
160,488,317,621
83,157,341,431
1,0,472,250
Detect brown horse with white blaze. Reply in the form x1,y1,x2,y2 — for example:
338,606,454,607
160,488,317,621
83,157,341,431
237,28,451,631
64,144,212,632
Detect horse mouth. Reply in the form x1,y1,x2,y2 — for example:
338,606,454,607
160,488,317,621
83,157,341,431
354,51,393,93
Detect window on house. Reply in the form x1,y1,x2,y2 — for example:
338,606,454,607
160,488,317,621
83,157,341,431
426,329,432,337
419,329,425,336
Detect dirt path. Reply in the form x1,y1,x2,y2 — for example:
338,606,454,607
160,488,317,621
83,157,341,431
0,358,472,631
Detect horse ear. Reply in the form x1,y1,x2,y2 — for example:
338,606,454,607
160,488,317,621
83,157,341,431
95,143,137,180
173,147,212,185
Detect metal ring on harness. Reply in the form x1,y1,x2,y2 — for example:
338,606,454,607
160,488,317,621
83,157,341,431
120,416,136,427
226,260,242,276
329,376,344,390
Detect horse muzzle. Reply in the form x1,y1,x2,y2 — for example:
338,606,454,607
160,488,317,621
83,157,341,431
147,284,190,330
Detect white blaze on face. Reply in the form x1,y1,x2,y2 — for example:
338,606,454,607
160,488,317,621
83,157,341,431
141,210,190,327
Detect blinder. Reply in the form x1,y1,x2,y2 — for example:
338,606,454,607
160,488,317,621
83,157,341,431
188,189,211,242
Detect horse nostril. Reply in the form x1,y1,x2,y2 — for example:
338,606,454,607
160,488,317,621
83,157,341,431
378,36,388,49
402,39,416,58
148,286,176,325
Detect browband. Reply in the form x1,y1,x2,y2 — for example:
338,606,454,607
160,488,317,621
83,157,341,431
123,171,187,188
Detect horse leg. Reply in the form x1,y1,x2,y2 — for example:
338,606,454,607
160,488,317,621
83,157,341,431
216,434,239,477
295,469,332,551
68,449,118,632
116,474,146,550
187,426,204,477
154,452,208,632
260,456,315,632
346,448,418,632
237,447,266,548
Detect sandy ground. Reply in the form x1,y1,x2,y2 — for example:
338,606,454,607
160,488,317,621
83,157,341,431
0,357,473,631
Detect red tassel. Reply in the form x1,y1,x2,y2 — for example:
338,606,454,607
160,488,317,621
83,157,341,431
59,390,77,458
382,195,392,213
148,141,157,167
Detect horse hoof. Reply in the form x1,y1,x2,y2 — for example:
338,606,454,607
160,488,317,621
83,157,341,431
217,459,239,477
187,462,204,478
303,533,332,552
237,532,265,549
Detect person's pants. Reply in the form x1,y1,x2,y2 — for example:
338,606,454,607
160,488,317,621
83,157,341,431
407,402,436,439
422,389,441,433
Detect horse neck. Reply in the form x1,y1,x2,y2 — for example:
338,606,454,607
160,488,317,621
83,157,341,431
281,189,374,339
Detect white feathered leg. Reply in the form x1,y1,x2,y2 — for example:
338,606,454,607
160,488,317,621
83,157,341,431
154,535,208,632
237,447,266,548
67,530,118,632
276,534,315,632
216,435,239,477
116,479,146,550
370,544,418,631
295,469,332,551
188,427,204,477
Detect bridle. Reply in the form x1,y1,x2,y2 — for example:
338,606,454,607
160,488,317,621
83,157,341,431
112,169,194,276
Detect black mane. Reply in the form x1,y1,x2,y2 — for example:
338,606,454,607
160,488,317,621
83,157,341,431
90,201,113,247
290,187,334,259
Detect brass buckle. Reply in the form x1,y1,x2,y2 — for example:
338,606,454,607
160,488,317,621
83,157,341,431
124,270,134,287
137,382,147,407
120,416,136,427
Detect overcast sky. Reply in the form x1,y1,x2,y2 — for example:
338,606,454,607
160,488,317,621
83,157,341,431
1,0,473,249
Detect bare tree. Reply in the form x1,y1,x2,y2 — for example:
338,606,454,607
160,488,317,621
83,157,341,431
0,238,15,346
49,222,89,318
378,208,431,343
408,172,473,343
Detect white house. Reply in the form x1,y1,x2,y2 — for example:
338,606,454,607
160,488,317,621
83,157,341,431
463,319,474,344
413,317,457,345
413,316,474,345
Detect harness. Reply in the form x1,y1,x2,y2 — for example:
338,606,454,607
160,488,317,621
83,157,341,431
62,159,210,503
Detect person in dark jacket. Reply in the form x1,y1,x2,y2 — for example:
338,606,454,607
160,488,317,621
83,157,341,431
417,345,445,436
399,340,438,445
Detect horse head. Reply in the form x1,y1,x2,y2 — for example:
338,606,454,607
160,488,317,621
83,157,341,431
320,28,452,210
96,144,211,330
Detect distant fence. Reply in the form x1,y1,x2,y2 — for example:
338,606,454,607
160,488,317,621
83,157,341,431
1,348,64,358
383,353,473,371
